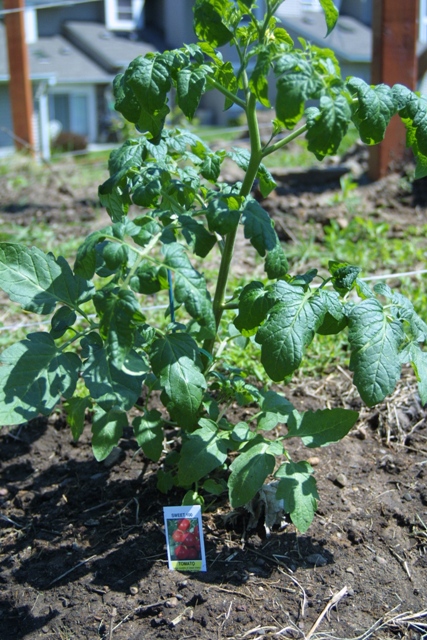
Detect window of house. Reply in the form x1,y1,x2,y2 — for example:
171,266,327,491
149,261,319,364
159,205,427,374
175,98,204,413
105,0,145,31
50,93,89,136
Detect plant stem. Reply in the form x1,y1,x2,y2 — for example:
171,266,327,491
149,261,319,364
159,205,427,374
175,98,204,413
262,124,308,157
203,92,263,361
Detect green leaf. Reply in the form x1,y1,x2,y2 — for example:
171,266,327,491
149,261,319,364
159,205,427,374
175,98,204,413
0,332,80,425
163,243,216,337
242,200,277,257
133,409,164,461
178,423,228,484
348,299,404,406
0,244,93,314
50,306,77,339
329,261,361,294
176,67,207,119
199,151,224,183
319,0,339,36
94,288,146,368
228,441,276,507
257,163,277,198
64,396,92,441
392,85,427,178
150,332,207,427
179,215,217,258
315,289,347,335
234,281,274,336
347,79,396,145
265,243,289,279
257,390,294,431
203,478,226,495
205,197,241,235
256,281,327,380
275,461,319,533
275,55,320,129
108,138,147,174
305,95,350,160
74,229,111,279
408,344,427,406
193,0,235,47
91,406,128,462
249,49,271,108
82,333,145,411
286,408,359,447
127,54,171,112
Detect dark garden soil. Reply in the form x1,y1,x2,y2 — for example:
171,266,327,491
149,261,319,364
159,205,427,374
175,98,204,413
0,147,427,640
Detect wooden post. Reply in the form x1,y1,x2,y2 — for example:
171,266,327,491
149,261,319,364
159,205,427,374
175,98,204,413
4,0,35,152
368,0,418,180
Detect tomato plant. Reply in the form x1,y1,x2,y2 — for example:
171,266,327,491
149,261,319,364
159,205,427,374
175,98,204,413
0,0,426,533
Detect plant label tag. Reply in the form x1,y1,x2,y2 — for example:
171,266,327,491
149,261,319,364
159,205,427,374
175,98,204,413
163,505,207,572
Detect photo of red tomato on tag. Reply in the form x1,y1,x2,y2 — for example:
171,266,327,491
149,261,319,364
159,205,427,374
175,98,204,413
163,506,206,572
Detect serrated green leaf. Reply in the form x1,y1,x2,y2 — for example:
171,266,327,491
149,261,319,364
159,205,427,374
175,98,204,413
205,197,241,235
257,163,277,198
234,281,274,335
74,229,111,279
108,138,147,175
265,242,289,279
306,95,350,160
275,56,320,129
94,288,145,368
150,332,207,427
348,298,404,406
130,264,167,295
200,152,224,183
179,215,217,258
392,85,427,178
275,461,319,532
64,396,92,441
257,390,294,431
176,67,207,119
249,49,271,108
319,0,339,36
0,244,94,314
91,406,128,461
347,79,396,145
0,332,80,425
256,281,327,380
203,478,226,495
133,409,164,461
315,289,347,335
50,306,77,339
286,408,358,447
329,261,361,294
242,201,277,256
193,0,235,47
229,441,276,507
213,60,238,110
82,332,144,411
408,344,427,406
163,243,215,337
178,424,228,484
127,54,171,112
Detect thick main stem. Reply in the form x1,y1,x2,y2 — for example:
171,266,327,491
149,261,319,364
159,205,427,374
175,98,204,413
203,93,263,361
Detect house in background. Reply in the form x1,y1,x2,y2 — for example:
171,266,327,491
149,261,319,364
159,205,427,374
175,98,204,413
1,0,427,155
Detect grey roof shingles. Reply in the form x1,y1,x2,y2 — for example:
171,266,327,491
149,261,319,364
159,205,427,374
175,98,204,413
0,22,112,83
63,21,156,73
276,11,372,63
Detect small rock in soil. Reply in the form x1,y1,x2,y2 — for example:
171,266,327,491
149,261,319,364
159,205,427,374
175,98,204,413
334,473,348,488
306,553,327,566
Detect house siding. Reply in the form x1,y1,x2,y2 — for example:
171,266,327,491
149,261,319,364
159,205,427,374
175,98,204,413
37,1,104,37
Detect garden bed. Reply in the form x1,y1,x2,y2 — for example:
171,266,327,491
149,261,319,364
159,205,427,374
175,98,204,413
0,152,426,639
